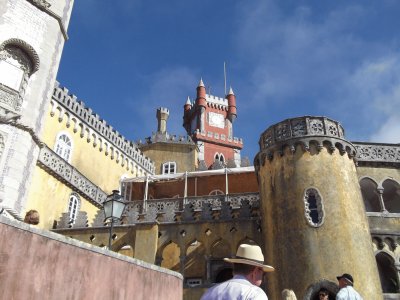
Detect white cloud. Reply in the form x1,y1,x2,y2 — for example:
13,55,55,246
232,1,400,145
370,116,400,143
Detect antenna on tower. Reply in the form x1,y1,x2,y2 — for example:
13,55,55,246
224,61,227,96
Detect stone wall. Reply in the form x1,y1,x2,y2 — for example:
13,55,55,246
0,216,183,300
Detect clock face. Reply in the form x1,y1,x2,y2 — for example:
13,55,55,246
209,112,224,128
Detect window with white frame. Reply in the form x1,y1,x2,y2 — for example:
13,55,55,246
214,153,225,163
162,161,176,175
68,194,80,224
54,133,72,162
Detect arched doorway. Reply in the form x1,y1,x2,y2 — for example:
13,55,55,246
376,252,399,293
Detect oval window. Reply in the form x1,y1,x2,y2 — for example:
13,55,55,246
304,188,324,227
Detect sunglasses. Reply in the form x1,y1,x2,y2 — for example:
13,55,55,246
319,294,328,297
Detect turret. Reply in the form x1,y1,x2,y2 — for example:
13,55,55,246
196,78,207,108
183,97,192,132
227,86,237,122
184,96,192,111
254,116,382,299
156,107,169,133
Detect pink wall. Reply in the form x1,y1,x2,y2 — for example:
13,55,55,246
0,216,183,300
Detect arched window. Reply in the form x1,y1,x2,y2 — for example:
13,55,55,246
382,179,400,213
0,39,39,112
209,189,224,195
360,178,381,212
54,132,72,162
162,161,176,175
68,194,80,224
304,188,324,227
214,153,225,163
376,252,399,293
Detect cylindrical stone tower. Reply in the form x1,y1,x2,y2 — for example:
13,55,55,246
254,116,382,300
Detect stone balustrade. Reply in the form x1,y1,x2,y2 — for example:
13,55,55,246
37,145,107,207
55,192,260,229
353,142,400,166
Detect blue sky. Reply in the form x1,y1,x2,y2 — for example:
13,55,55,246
57,0,400,161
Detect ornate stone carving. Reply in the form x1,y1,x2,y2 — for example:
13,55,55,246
325,119,339,137
123,193,260,225
256,116,355,165
0,87,19,111
37,145,106,207
291,118,307,137
309,119,324,135
275,121,291,141
30,0,51,8
354,143,400,165
0,39,40,74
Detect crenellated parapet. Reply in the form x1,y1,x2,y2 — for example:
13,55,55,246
206,94,228,109
193,129,243,146
50,82,155,175
54,192,260,228
255,116,356,168
353,142,400,166
138,132,194,145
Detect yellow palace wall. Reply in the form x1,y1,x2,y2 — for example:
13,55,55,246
25,105,139,229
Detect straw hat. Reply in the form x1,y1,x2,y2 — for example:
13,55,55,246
224,244,275,272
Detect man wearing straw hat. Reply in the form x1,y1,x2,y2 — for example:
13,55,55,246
201,244,274,300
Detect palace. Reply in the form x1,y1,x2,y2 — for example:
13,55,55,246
0,1,399,300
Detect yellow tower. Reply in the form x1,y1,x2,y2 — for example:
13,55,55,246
254,116,382,299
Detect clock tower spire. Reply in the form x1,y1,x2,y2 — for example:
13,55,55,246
183,79,243,169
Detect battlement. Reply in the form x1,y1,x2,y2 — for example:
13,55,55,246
256,116,356,165
194,129,243,146
51,82,155,174
205,94,228,107
138,132,194,146
157,107,170,115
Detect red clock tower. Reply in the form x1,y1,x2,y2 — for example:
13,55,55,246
183,79,243,169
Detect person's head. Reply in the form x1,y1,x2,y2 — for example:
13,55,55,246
318,288,329,300
24,209,39,225
282,289,297,300
224,244,274,286
232,263,264,286
336,273,354,288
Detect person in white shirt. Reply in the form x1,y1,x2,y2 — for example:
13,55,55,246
200,244,274,300
336,273,363,300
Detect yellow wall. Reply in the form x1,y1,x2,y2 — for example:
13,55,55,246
257,145,383,300
25,167,99,229
25,106,139,229
141,143,197,174
40,110,135,189
357,165,400,183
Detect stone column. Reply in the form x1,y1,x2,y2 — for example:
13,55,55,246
376,187,388,213
134,224,158,264
254,117,383,300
